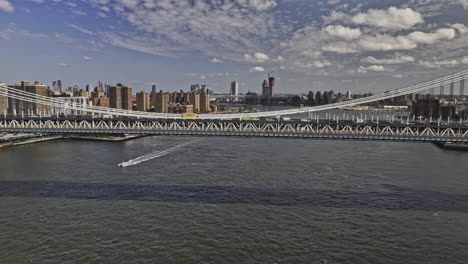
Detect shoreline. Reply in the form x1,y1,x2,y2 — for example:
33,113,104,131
0,134,145,149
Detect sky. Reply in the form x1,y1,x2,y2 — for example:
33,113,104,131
0,0,468,95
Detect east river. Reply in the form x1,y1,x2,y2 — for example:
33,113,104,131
1,136,468,263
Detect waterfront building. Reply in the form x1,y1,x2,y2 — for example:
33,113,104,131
136,91,150,111
200,91,210,113
155,91,170,113
168,104,194,114
91,97,109,108
189,93,200,113
7,81,49,115
0,87,7,115
52,96,91,116
413,97,440,119
108,84,133,110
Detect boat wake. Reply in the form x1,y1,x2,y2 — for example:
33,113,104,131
118,140,199,167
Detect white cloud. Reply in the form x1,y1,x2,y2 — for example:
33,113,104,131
361,55,415,64
393,74,404,78
0,0,14,12
58,63,69,67
249,66,266,72
83,56,93,60
244,52,270,63
408,28,456,44
418,59,459,68
357,65,388,73
462,57,468,64
210,58,224,63
274,56,285,62
322,27,457,53
451,23,468,34
243,0,277,11
351,7,424,30
324,25,362,40
68,24,93,35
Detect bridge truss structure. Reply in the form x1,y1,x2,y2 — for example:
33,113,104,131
1,117,467,143
0,69,468,120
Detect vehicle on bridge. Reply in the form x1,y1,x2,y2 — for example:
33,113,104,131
182,113,199,119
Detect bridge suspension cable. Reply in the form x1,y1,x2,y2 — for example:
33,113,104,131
1,68,467,119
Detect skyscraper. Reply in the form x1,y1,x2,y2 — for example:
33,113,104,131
262,80,269,98
57,80,62,93
230,81,238,96
268,76,275,97
152,84,157,94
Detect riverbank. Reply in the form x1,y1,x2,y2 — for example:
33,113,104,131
0,134,145,149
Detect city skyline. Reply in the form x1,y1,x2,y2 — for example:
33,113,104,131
1,0,468,94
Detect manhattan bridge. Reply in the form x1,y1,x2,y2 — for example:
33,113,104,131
0,69,468,144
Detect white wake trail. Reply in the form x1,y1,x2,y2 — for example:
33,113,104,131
118,140,199,167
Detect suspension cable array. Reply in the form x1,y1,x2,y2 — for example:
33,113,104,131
1,69,467,120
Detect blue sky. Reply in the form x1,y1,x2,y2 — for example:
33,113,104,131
1,0,468,94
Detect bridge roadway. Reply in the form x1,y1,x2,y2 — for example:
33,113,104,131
1,116,467,143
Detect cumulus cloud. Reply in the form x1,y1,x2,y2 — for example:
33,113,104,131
418,59,460,68
0,0,14,12
210,58,224,63
324,7,424,30
324,25,362,40
357,65,389,73
451,23,468,34
322,28,457,53
462,57,468,64
244,52,270,63
249,66,266,72
351,7,424,30
361,55,415,64
83,56,93,60
243,0,277,11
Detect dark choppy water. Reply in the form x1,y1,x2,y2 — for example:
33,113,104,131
1,137,468,264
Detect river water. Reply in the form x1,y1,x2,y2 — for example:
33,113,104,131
1,136,468,263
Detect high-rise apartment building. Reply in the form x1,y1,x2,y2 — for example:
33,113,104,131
0,87,7,115
200,91,210,113
7,81,48,115
136,91,150,111
108,84,133,110
189,93,200,113
155,91,170,113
